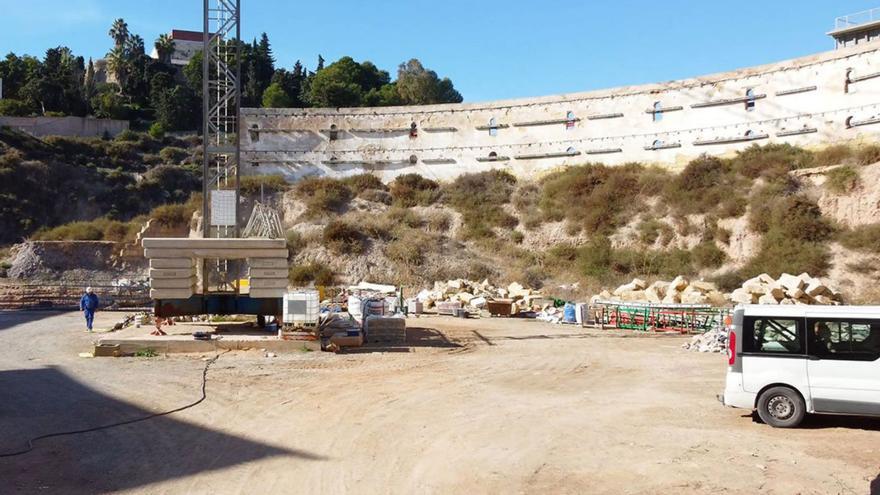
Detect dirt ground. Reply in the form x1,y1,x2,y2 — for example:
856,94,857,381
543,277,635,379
1,310,878,494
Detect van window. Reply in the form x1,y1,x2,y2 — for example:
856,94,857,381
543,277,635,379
808,319,880,361
746,318,803,354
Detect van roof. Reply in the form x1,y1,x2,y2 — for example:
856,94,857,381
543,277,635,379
738,304,880,319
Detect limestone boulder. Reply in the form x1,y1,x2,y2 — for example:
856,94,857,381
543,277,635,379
778,273,806,291
758,293,780,305
731,288,756,304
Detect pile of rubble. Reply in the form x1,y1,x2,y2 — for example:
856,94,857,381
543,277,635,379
682,325,729,353
415,279,548,314
593,276,727,306
730,273,842,305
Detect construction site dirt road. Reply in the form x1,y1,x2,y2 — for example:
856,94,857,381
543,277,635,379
1,311,878,494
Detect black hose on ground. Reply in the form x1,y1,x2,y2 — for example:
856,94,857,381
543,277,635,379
0,351,227,458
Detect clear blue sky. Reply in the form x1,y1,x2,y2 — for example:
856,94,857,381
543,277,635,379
2,0,878,102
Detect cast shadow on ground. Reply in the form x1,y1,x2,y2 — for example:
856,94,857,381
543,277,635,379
0,367,325,494
340,327,462,354
0,310,65,333
871,473,879,495
746,412,880,431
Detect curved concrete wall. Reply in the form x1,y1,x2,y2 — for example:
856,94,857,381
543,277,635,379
242,42,880,182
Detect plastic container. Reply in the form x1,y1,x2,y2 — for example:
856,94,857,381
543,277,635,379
407,300,423,315
283,290,320,326
347,295,363,321
362,298,388,318
563,303,577,323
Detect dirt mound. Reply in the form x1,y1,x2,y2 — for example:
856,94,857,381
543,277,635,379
7,241,144,281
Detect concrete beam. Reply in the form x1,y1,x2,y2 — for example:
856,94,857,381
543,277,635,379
150,258,196,269
150,289,195,299
248,269,288,278
150,278,198,289
248,278,289,289
247,258,289,269
249,289,287,299
142,238,286,249
144,248,289,259
150,268,198,279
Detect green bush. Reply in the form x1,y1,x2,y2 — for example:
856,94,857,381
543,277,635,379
389,173,440,207
710,270,746,293
148,122,166,139
116,129,140,142
295,176,353,215
31,218,138,242
839,223,880,253
0,99,33,117
825,165,860,194
151,198,199,229
239,174,290,197
322,220,367,255
386,207,423,228
443,170,518,240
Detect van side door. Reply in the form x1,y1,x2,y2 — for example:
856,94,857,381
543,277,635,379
741,316,809,397
805,318,880,415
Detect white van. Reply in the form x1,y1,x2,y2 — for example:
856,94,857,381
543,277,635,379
720,305,880,427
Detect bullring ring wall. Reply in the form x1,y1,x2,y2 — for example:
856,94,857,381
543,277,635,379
241,41,880,182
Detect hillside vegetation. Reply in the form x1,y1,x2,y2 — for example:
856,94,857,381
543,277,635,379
3,130,880,301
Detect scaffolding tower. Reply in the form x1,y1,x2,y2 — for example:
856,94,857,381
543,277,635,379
202,0,241,293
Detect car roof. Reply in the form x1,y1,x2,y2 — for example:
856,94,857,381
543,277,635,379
737,304,880,319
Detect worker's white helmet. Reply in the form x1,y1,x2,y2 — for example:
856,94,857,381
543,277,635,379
86,287,93,294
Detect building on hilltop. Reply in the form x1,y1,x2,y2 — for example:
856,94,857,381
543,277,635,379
241,12,880,183
829,8,880,49
149,30,212,67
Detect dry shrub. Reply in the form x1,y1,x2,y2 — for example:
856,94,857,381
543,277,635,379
239,174,289,196
539,163,644,234
295,177,353,215
342,173,387,194
838,223,880,253
322,220,367,255
814,144,855,167
730,143,814,180
444,170,518,239
389,174,440,207
423,210,451,232
856,144,880,166
663,155,746,216
289,263,335,286
824,165,860,194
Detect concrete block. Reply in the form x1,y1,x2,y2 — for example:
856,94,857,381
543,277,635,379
150,288,195,299
814,295,835,305
731,288,756,304
644,287,662,303
805,279,829,297
766,284,785,300
149,258,195,269
248,278,289,289
758,294,780,305
150,268,197,279
144,248,289,259
743,278,767,295
757,273,776,285
649,281,670,294
785,287,806,300
150,277,197,289
689,280,717,292
249,288,286,299
778,273,806,291
662,293,681,304
669,275,689,292
681,291,708,304
249,269,288,278
247,258,289,269
142,238,286,249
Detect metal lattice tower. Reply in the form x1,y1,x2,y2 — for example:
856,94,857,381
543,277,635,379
202,0,241,292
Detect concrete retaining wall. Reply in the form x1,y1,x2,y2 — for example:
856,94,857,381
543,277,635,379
0,116,129,138
242,41,880,181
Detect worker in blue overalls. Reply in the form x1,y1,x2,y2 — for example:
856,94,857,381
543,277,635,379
80,287,99,332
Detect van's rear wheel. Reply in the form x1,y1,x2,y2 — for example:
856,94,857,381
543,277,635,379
757,387,805,428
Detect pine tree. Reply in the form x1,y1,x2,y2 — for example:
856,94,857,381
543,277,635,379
316,55,325,72
83,58,96,101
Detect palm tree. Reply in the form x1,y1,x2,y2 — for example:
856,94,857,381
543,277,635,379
126,34,145,57
109,18,129,48
105,46,130,91
154,34,176,64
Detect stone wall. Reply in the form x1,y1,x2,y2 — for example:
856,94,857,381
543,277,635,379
241,41,880,182
0,116,129,138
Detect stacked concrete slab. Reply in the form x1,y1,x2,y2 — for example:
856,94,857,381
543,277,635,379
364,316,406,344
142,238,289,300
